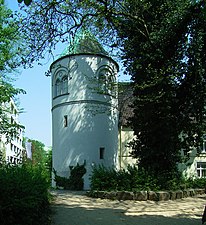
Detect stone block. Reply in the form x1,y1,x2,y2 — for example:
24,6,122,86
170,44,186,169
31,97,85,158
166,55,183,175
157,191,170,201
183,190,190,198
169,191,176,200
188,189,195,197
97,191,106,199
122,191,134,200
134,191,148,201
195,189,205,195
107,191,117,200
176,190,183,199
116,191,125,200
148,191,158,201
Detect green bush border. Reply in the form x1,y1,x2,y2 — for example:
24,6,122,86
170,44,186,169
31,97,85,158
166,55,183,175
0,164,51,225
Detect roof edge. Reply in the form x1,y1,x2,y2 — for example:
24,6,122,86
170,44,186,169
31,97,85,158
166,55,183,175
50,53,119,72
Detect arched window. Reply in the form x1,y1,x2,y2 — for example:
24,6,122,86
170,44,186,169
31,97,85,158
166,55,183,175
53,66,70,98
98,67,115,95
108,73,115,95
62,76,68,94
98,71,107,93
55,79,61,97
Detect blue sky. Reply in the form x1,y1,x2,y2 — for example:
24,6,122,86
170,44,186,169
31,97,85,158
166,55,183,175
5,1,129,147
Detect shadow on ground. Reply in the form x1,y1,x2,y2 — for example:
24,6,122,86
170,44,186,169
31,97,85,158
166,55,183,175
51,196,202,225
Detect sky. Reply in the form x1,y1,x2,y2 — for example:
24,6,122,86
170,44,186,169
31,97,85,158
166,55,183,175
5,0,130,147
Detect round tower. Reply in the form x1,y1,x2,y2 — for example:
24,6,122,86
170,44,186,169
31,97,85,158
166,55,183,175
50,31,119,189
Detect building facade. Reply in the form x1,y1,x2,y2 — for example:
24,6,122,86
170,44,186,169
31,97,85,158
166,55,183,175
0,99,24,164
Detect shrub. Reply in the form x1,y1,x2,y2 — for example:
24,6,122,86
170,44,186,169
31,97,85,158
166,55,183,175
0,164,51,225
54,163,86,190
68,164,86,190
90,165,118,191
90,165,161,191
185,177,206,189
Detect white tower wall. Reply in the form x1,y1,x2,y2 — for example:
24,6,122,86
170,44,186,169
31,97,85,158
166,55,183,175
51,54,118,189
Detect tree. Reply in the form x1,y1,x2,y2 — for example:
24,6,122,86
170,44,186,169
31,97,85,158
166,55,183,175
27,139,52,179
15,0,124,65
0,2,26,141
117,0,206,188
17,0,32,6
27,139,46,165
17,0,206,188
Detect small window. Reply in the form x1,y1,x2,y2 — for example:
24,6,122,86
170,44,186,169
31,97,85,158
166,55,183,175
100,147,105,159
197,162,206,178
64,115,68,127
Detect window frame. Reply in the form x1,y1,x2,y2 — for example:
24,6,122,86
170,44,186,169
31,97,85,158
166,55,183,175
197,162,206,178
53,67,70,98
97,65,115,96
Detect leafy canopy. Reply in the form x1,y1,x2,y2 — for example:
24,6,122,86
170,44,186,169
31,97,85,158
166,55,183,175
117,0,206,188
0,2,26,140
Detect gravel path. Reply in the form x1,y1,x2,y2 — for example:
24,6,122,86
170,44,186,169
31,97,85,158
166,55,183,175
51,190,206,225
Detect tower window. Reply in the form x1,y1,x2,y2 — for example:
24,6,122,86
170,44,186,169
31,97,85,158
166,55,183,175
55,79,61,96
62,76,68,94
54,68,70,98
64,115,68,127
97,67,115,95
100,147,105,159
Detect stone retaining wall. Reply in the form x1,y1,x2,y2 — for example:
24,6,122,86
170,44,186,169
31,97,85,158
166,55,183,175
86,188,205,201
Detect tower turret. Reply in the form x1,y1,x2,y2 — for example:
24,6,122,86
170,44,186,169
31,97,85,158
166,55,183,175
50,31,119,189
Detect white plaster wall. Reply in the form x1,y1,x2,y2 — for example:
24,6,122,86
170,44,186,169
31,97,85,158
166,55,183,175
118,127,137,170
51,54,118,189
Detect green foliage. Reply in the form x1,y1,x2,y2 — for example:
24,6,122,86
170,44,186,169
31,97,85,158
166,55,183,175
45,148,52,180
90,165,163,191
90,165,119,191
53,169,69,188
68,163,87,190
54,163,86,190
185,177,206,189
0,2,27,70
90,164,206,191
17,0,32,6
0,164,51,225
25,140,52,182
28,139,46,165
117,0,206,188
0,3,26,141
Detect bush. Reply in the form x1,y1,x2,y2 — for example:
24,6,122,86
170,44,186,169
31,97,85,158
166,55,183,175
185,177,206,189
0,164,51,225
90,165,170,191
54,163,86,190
90,165,119,191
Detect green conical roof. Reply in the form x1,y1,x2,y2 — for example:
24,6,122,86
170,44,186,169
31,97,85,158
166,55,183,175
60,30,108,57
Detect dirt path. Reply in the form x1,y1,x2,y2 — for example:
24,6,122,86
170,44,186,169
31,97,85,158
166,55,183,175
51,190,206,225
